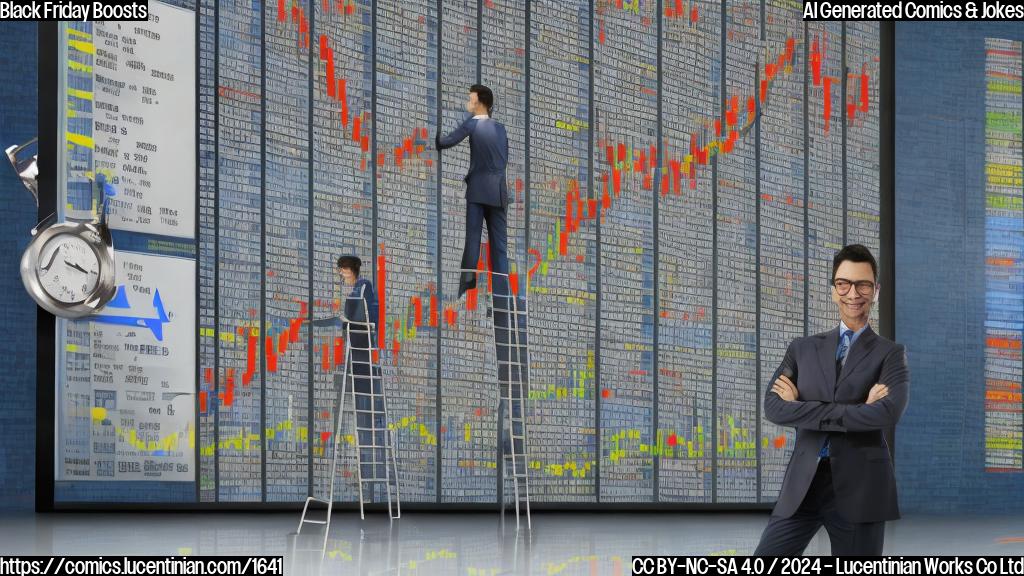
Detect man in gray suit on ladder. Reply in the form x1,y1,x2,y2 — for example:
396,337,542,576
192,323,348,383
435,84,511,299
755,244,910,556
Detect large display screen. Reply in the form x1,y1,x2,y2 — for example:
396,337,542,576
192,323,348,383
52,0,881,505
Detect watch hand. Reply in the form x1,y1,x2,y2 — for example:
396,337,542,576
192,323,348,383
64,260,88,274
41,246,61,271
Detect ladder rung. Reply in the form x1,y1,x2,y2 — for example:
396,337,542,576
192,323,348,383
300,519,327,525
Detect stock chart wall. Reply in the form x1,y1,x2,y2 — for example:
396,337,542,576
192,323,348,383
55,1,881,505
896,22,1024,514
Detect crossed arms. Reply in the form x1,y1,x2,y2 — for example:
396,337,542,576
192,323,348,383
763,339,910,432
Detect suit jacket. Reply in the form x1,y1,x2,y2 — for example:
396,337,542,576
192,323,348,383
436,115,510,209
310,278,380,346
312,278,380,393
764,325,910,523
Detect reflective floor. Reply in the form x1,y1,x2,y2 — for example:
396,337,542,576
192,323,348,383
2,509,1024,575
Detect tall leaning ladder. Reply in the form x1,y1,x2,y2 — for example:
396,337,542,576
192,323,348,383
463,267,533,530
298,285,401,552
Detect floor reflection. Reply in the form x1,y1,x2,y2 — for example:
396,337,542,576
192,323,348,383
2,510,1024,575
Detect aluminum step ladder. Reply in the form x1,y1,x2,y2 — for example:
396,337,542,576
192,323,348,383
299,284,401,553
460,267,533,530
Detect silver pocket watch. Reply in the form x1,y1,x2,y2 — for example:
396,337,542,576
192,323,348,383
9,138,117,319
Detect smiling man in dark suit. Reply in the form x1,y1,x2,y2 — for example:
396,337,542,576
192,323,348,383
754,244,910,556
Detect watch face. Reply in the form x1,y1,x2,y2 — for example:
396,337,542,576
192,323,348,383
37,233,101,304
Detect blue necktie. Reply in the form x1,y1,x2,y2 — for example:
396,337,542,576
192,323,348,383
819,329,854,459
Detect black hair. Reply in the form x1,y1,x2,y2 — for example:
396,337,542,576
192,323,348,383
337,255,361,277
831,244,877,282
470,84,494,116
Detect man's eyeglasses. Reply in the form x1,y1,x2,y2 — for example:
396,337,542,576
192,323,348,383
832,278,876,296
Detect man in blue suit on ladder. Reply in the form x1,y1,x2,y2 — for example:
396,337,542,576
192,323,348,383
436,85,523,460
435,84,511,299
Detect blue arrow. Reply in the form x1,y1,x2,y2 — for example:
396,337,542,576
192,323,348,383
93,287,170,341
106,285,130,308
